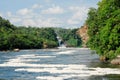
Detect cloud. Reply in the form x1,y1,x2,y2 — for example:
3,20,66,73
17,8,32,15
69,6,81,11
5,7,62,27
10,17,22,23
0,12,3,17
3,5,88,27
67,6,89,25
22,19,36,26
41,6,64,14
16,4,42,18
17,4,42,16
6,11,34,26
7,12,12,17
32,4,42,9
45,0,52,3
3,12,21,24
21,18,61,27
67,19,80,24
0,0,100,28
39,18,62,27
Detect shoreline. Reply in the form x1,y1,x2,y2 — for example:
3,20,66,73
0,47,91,52
111,56,120,65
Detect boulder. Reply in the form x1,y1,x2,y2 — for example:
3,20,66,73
13,48,20,52
111,55,120,65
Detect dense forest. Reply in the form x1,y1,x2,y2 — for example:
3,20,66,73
0,16,58,50
0,16,82,51
86,0,120,60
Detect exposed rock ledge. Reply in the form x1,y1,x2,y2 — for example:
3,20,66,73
111,55,120,65
77,25,89,47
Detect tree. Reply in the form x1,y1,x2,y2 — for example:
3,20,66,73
0,16,58,50
86,0,120,60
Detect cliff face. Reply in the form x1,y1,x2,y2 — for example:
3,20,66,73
77,25,89,47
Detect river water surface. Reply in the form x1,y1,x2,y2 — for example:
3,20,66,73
0,48,120,80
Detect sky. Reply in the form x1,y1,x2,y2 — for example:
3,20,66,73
0,0,100,28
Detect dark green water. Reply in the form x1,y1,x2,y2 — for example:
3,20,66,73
0,48,120,80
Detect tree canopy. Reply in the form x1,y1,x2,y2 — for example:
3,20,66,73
86,0,120,60
0,16,82,50
0,16,58,50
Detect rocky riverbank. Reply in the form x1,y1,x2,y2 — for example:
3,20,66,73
111,55,120,65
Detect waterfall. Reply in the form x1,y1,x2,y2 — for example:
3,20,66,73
56,36,66,48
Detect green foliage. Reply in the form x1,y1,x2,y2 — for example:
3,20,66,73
86,0,120,60
0,16,82,50
0,16,58,50
55,28,82,47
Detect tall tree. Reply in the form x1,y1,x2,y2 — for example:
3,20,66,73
86,0,120,60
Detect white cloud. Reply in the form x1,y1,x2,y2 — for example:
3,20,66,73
17,8,32,15
69,6,81,11
21,18,61,27
45,0,52,3
41,6,64,14
67,6,89,25
10,17,22,23
22,19,36,27
32,4,42,9
2,5,88,27
7,6,62,27
0,0,100,28
0,12,3,17
16,4,42,18
38,18,61,27
67,19,80,24
3,12,21,24
7,12,12,17
17,4,42,16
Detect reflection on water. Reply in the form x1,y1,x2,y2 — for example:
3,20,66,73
0,48,120,80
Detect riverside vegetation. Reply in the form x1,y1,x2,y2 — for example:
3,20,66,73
0,16,82,51
86,0,120,60
0,16,58,50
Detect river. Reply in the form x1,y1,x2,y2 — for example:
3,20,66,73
0,48,120,80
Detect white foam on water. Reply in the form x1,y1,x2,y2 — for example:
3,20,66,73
1,50,120,80
7,58,40,63
36,76,63,80
19,54,56,58
14,65,120,75
0,54,55,65
36,74,89,80
14,64,86,73
0,62,86,68
35,66,120,80
57,50,76,55
1,54,120,77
